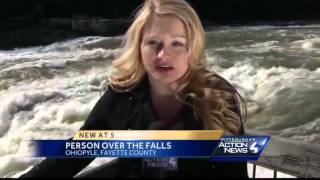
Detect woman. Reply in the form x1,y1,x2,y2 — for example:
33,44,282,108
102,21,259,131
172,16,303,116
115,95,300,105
21,0,248,178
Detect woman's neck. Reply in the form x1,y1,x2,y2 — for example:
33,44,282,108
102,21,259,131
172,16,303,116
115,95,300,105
148,78,175,97
148,77,183,120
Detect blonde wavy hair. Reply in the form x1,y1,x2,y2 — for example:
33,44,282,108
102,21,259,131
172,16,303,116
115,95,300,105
109,0,246,135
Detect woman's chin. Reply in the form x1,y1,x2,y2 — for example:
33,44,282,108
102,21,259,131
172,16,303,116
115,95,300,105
152,76,178,85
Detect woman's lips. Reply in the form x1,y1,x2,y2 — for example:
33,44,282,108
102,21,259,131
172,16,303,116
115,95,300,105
155,66,174,73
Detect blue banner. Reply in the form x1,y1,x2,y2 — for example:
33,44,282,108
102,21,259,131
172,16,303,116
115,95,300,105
32,140,218,158
31,136,270,161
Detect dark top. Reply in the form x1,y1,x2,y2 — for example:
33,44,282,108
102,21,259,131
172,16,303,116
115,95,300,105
20,76,248,178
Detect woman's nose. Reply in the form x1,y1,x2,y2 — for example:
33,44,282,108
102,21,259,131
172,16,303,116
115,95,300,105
156,46,170,59
157,49,165,58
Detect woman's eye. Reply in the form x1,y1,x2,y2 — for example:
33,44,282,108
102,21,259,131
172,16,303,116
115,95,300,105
147,40,158,46
172,41,185,47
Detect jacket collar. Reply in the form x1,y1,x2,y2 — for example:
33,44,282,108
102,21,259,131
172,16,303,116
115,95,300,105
130,75,203,130
130,75,150,103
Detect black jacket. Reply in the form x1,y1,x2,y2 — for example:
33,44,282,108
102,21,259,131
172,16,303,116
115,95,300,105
20,76,248,178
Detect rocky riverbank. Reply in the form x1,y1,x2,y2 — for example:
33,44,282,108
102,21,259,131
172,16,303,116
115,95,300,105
0,18,130,50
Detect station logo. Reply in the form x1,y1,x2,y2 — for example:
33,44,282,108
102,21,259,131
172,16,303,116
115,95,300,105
211,136,270,161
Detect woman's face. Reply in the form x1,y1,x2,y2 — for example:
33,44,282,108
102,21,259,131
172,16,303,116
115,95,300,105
141,15,189,85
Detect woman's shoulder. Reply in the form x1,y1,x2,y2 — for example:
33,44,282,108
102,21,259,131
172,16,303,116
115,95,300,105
80,86,135,130
100,85,134,102
202,72,239,105
204,71,246,134
204,72,237,92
